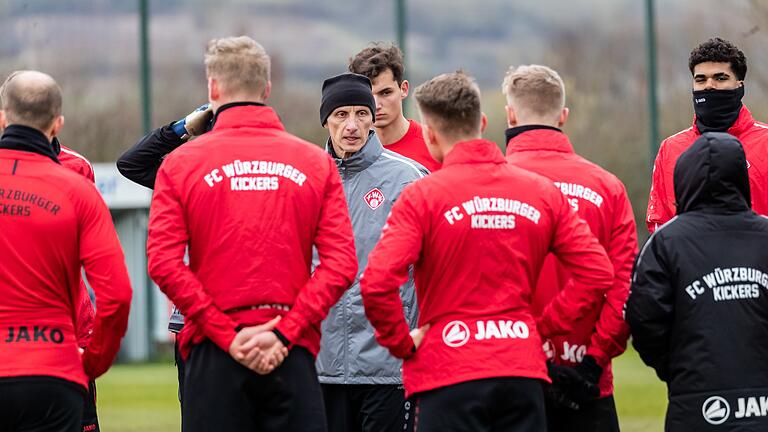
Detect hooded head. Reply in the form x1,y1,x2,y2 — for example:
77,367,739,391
674,132,750,214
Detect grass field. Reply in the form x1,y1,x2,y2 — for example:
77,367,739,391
97,347,667,431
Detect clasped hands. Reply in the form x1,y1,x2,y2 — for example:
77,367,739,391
228,316,289,375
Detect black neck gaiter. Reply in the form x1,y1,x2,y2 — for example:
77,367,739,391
0,124,59,163
692,86,745,133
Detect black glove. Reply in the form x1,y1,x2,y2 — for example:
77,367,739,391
574,354,603,387
545,373,579,410
546,361,600,410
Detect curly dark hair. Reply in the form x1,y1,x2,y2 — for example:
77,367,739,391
689,37,747,80
349,43,405,85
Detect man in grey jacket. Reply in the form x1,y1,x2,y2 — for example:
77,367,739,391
316,73,426,432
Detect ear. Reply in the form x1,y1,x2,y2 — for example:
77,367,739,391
50,115,64,137
419,117,434,147
480,113,488,134
558,107,569,128
428,124,440,146
400,80,410,99
505,105,517,128
208,77,220,103
421,121,440,160
262,81,272,101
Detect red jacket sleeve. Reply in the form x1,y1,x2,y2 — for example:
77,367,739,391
76,167,96,349
84,163,95,183
77,184,133,379
76,281,95,349
538,192,614,338
275,157,358,343
646,140,674,233
586,187,637,366
147,165,239,353
360,186,422,359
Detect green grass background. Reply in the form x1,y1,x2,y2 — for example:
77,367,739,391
97,347,667,431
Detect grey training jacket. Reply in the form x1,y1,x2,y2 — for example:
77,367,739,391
316,131,426,385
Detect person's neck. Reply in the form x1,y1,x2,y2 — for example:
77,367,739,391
441,133,481,158
509,119,559,129
376,114,410,146
330,142,355,160
212,96,266,113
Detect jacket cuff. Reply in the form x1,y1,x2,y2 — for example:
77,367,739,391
159,122,186,145
274,312,305,344
389,331,417,359
586,346,610,367
272,328,291,348
536,315,554,339
199,306,238,352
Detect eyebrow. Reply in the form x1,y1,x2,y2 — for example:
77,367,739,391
694,72,731,79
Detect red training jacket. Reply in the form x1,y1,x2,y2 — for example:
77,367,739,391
506,127,637,397
59,144,95,182
147,104,357,358
647,106,768,232
58,143,96,349
360,139,613,397
0,138,131,389
385,119,442,172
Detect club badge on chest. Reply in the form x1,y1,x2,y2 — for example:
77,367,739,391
364,188,385,210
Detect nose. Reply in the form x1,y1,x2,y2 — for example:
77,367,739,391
343,116,358,132
704,78,716,90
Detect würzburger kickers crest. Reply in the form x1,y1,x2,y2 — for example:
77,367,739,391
364,188,385,210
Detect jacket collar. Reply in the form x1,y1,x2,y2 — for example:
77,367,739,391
443,139,506,167
504,125,573,155
326,130,383,174
0,125,59,163
51,136,62,155
693,105,755,137
211,103,285,132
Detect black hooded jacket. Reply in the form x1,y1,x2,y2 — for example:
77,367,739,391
627,132,768,430
116,122,184,189
116,103,257,189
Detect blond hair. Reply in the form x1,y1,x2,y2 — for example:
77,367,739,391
502,65,565,122
414,71,482,137
205,36,270,97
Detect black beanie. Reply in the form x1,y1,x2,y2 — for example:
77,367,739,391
320,73,376,126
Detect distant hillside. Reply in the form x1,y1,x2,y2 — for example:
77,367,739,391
2,0,768,240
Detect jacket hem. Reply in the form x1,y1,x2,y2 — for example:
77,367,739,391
405,369,549,399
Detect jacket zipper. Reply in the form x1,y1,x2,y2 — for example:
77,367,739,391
341,164,349,384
